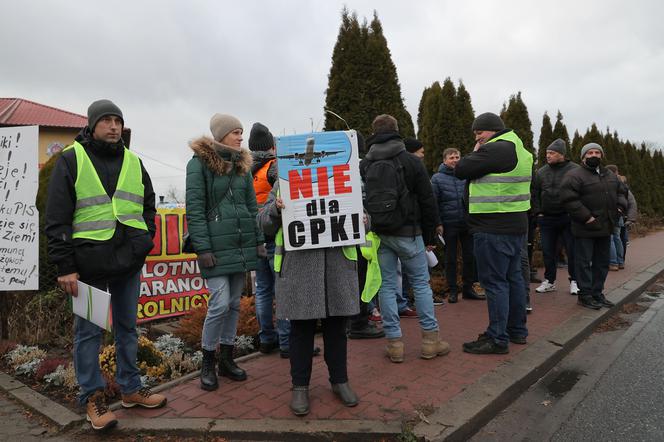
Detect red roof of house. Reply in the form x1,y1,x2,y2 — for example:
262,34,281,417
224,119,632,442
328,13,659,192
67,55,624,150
0,98,87,128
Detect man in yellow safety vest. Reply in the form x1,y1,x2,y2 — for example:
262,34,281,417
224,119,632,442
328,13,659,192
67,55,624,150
45,99,165,431
455,112,533,355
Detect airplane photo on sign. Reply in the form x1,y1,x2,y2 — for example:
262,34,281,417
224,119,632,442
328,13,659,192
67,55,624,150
277,137,344,166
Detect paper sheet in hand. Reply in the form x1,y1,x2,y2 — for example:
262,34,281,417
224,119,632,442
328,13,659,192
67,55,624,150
72,281,112,331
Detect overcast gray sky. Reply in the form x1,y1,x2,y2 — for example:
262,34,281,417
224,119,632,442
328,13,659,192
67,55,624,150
2,0,662,198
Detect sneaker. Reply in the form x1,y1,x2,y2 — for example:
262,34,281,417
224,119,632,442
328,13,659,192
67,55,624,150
368,307,382,322
609,264,619,271
121,387,167,409
526,294,533,313
618,263,625,269
86,391,117,431
399,307,418,318
535,279,556,293
433,294,446,306
569,280,580,295
259,341,279,354
463,334,508,354
472,282,485,296
462,287,486,300
348,323,385,339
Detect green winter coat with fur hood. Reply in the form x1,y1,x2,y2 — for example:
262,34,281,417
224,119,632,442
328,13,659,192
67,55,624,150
185,136,263,278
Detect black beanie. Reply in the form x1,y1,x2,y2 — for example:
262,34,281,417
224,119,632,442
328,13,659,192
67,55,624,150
546,138,567,155
87,99,123,131
248,122,274,151
471,112,505,132
404,137,423,153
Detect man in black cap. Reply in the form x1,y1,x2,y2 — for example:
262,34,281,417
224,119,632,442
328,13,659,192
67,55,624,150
455,112,533,354
532,139,580,296
46,99,164,431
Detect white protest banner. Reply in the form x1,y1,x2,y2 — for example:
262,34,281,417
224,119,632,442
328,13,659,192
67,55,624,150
276,130,365,251
73,281,112,331
0,126,39,291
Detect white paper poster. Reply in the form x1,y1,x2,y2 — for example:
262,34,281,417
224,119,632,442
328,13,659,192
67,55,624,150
72,281,112,331
0,126,39,290
276,130,365,251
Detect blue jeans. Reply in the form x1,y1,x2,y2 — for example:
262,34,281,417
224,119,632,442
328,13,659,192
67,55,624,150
538,214,576,282
399,270,412,312
255,241,290,349
377,235,438,339
609,219,624,266
201,272,245,350
74,271,142,406
474,232,528,346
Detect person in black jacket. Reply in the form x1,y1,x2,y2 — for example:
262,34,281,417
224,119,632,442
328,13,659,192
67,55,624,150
45,100,164,431
560,143,627,309
532,139,580,295
455,112,532,354
360,114,448,363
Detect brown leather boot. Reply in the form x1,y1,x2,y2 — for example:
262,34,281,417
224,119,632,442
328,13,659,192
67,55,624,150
386,338,404,363
421,329,451,359
86,391,118,431
121,387,167,409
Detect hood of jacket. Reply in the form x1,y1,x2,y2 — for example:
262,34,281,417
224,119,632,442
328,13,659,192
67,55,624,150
251,150,276,175
189,136,252,176
365,132,406,160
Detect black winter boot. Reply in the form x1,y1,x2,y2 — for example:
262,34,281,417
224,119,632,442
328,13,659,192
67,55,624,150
200,349,218,391
218,344,247,381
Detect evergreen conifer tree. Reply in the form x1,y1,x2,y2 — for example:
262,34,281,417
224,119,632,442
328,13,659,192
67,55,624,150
552,111,571,155
324,9,414,137
455,81,475,155
500,91,534,155
537,112,554,167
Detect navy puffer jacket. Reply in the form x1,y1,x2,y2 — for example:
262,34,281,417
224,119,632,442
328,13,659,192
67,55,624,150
431,163,466,225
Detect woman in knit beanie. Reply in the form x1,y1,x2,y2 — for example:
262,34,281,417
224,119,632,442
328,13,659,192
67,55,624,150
185,113,264,391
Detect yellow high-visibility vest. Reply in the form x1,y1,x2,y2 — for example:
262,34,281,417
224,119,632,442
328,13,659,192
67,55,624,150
468,130,533,214
66,141,147,240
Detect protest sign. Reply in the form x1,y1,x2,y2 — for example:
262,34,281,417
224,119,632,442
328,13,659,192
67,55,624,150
73,281,112,331
276,130,365,251
138,207,209,322
0,126,39,291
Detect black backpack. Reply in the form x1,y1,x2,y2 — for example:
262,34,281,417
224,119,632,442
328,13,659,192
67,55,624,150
364,157,413,232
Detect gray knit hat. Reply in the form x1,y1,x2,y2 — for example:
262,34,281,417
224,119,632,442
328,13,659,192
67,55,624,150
546,138,567,155
580,142,604,159
210,113,243,142
248,122,274,151
88,99,123,131
471,112,505,132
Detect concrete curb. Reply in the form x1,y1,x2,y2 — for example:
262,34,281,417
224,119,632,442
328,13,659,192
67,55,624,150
114,417,402,441
413,257,664,442
0,372,83,430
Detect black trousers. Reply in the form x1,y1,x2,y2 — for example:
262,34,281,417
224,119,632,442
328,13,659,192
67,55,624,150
574,236,611,298
443,223,476,292
290,316,348,386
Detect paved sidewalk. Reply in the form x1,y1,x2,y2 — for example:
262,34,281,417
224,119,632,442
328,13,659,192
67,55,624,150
109,230,664,439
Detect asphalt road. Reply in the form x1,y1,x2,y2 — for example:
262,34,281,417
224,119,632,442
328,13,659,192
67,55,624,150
472,293,664,442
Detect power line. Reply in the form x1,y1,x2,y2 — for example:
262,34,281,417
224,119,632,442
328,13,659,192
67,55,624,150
131,149,186,172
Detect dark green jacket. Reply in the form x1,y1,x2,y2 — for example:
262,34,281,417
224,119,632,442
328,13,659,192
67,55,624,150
185,137,262,278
